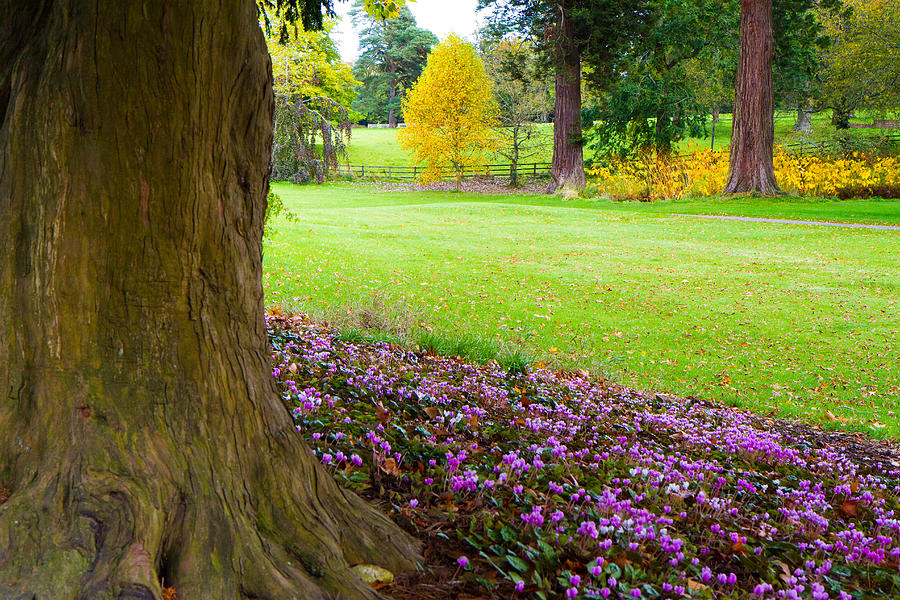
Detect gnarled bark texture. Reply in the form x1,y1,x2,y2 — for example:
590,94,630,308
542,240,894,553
723,0,780,195
549,2,585,193
0,1,420,599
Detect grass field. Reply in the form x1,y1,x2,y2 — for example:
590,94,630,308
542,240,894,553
346,111,894,167
263,183,900,437
346,124,554,167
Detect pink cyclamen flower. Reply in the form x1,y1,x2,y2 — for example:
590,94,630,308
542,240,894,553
457,556,469,569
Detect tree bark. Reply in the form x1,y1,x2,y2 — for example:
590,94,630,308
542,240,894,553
549,3,585,192
831,99,852,129
793,105,812,133
387,57,398,128
723,0,780,195
0,2,420,599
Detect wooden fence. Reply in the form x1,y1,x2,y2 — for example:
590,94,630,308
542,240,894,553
335,162,552,181
783,133,900,156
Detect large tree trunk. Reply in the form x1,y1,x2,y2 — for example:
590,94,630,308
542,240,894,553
0,2,419,599
549,3,585,192
723,0,780,195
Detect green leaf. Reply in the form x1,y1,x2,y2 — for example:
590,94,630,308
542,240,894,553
506,554,529,573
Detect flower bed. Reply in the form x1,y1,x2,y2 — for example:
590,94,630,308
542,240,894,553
268,316,900,599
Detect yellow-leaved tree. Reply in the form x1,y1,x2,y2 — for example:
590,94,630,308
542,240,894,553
399,34,499,189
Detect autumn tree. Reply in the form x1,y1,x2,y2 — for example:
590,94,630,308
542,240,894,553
399,35,499,189
483,37,553,186
351,3,438,126
818,0,900,128
0,1,419,598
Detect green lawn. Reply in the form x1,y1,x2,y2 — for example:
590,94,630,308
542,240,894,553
347,112,896,167
346,124,554,167
263,183,900,437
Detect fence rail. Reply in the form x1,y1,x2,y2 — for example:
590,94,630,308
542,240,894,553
335,162,552,181
783,134,900,156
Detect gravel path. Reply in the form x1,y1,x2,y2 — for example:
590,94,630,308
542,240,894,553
675,213,900,230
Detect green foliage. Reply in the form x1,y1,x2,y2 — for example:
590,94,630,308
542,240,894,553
265,17,358,105
818,0,900,120
587,0,738,158
478,0,649,86
264,189,297,238
258,0,410,39
351,4,437,123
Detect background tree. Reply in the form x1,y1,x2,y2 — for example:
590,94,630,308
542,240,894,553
399,34,499,189
483,37,553,186
818,0,900,129
724,0,780,194
264,17,358,182
589,0,738,158
478,0,648,191
684,47,738,149
0,1,419,598
351,3,438,126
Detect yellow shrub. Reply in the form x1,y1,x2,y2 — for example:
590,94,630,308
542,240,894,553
588,148,900,200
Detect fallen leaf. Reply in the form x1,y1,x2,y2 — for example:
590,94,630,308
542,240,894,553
351,564,394,586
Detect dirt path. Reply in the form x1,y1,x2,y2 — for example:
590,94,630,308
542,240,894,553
676,213,900,231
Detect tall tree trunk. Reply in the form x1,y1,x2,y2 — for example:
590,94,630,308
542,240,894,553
723,0,780,195
388,58,398,128
711,105,720,151
549,3,585,192
0,2,419,599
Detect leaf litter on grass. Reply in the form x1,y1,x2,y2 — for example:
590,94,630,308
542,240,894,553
268,315,900,600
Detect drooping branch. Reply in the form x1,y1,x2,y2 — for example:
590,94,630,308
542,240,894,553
272,93,351,183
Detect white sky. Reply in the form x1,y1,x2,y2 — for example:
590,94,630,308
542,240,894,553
331,0,483,62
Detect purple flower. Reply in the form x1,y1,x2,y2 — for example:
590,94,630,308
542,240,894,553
457,556,469,569
515,580,525,592
409,499,419,508
570,575,581,587
566,587,578,599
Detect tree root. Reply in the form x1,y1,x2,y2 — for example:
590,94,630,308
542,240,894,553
0,436,421,600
